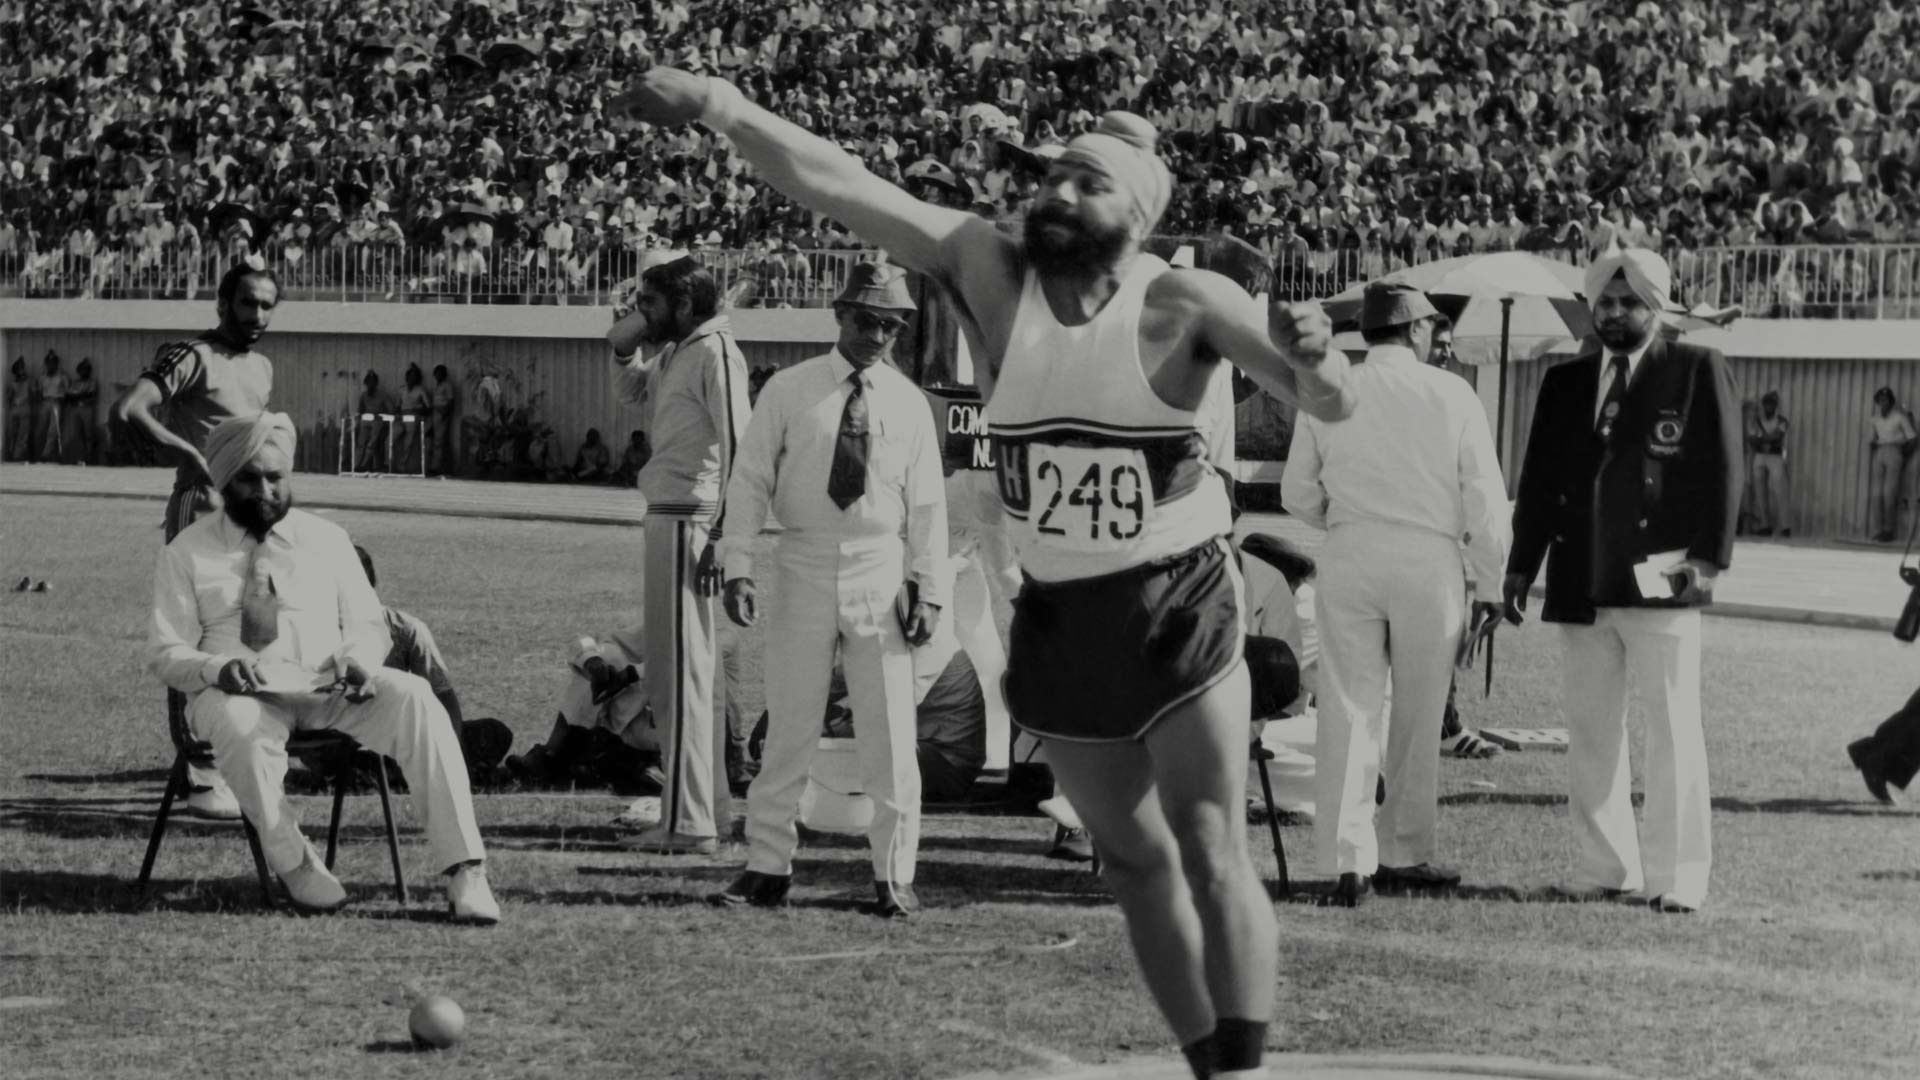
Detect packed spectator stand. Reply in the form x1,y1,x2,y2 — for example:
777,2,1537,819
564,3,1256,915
2,0,1919,318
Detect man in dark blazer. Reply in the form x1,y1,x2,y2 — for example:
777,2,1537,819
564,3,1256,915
1502,243,1742,915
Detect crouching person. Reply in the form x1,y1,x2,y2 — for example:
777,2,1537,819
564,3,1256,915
145,412,498,923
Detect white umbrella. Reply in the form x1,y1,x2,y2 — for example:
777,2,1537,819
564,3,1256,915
1322,251,1593,367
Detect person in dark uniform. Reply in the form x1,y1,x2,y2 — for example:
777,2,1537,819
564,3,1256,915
1502,243,1741,915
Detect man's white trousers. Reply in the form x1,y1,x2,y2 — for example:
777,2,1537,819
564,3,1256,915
1560,607,1712,908
1313,522,1463,876
746,537,921,884
947,469,1017,769
190,668,484,876
644,513,730,838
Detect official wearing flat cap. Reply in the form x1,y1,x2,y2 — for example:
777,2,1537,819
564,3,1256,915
712,261,948,918
1283,280,1511,906
1503,244,1741,913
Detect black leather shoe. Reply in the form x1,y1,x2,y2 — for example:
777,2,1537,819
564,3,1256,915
708,870,791,909
1047,824,1095,862
1847,738,1903,806
868,881,919,919
1318,872,1370,908
1373,863,1463,892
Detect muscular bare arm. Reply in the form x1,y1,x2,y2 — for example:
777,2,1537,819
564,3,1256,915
614,69,1021,349
109,378,210,481
1155,270,1358,424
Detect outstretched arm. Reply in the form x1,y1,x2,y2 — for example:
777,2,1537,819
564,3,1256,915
613,69,999,283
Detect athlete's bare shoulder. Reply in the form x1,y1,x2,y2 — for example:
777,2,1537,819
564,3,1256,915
1144,267,1247,316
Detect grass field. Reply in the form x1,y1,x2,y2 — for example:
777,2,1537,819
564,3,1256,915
3,492,1918,1080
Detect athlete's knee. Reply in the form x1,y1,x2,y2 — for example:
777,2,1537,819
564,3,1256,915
1164,800,1246,890
1092,830,1181,890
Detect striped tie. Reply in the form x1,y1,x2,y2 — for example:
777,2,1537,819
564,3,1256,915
828,372,869,510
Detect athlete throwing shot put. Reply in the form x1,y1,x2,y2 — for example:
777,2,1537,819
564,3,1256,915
615,70,1353,1080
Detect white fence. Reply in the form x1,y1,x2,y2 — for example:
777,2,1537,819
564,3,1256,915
5,241,1918,320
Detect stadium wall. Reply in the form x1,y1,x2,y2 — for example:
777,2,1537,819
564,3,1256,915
0,301,835,478
3,300,1917,541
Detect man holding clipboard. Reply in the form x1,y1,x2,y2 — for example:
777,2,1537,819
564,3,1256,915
1502,243,1742,914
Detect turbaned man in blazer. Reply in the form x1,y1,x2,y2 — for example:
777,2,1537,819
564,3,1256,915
1502,243,1742,915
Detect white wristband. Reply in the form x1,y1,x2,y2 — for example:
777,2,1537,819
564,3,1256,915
698,77,745,132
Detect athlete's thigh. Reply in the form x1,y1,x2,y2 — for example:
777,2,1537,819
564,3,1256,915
1042,736,1172,861
1142,662,1254,836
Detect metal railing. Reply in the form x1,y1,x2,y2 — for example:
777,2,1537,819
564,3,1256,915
2,241,1916,319
1267,242,1920,320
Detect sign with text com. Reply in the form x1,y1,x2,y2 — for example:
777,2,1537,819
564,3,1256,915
922,384,994,471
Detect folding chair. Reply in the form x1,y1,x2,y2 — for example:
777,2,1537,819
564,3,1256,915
138,708,408,909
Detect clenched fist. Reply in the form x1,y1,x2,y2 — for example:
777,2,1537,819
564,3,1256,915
1269,301,1334,368
609,67,712,128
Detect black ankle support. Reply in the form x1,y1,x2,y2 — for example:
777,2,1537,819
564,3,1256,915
1212,1018,1268,1072
1181,1036,1212,1079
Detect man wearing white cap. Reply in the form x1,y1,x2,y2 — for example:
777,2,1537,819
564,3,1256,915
147,413,498,922
1283,282,1510,908
1503,244,1741,914
614,64,1351,1080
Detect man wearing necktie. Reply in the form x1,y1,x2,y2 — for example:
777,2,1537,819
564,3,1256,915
711,261,949,918
1503,244,1742,914
147,413,498,922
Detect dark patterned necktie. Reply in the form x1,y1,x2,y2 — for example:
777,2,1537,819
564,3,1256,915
828,372,869,510
1596,354,1628,441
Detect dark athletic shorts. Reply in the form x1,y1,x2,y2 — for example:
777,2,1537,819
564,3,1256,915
1007,538,1244,743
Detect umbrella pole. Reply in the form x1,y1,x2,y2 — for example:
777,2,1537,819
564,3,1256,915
1495,296,1514,468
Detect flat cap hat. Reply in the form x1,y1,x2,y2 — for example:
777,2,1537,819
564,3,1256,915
1359,280,1439,333
834,261,916,312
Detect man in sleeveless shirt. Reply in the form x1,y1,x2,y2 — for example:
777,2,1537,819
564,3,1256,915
111,259,280,820
615,70,1353,1080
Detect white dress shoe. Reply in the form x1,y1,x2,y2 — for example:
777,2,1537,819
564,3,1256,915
185,782,242,820
613,795,661,829
447,862,500,925
282,847,348,914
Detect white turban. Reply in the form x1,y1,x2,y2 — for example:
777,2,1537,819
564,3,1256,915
1057,111,1172,231
205,411,296,492
1584,240,1672,316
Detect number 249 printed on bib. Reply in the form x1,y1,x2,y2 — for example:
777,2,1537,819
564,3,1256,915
1027,443,1152,547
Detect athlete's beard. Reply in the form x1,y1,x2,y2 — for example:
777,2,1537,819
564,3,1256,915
1023,203,1131,277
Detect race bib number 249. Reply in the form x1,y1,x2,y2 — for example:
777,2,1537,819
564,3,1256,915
1022,443,1153,548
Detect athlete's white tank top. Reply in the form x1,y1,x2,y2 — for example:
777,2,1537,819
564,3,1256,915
984,253,1233,582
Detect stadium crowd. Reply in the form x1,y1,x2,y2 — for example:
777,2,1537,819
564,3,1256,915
2,0,1919,309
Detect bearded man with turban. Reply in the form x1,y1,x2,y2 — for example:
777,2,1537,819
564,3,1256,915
146,413,500,923
1502,243,1742,915
615,65,1359,1080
